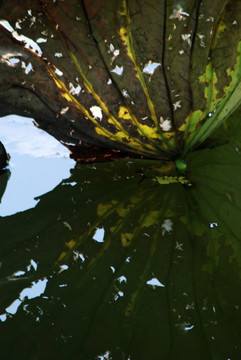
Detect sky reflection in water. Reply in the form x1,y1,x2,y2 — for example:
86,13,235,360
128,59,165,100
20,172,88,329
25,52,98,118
0,114,75,215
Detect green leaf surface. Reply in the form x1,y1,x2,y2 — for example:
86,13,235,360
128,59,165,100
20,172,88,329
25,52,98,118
1,144,241,359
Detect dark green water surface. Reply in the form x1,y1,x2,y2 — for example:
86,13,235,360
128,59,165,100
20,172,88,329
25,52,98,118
1,144,241,359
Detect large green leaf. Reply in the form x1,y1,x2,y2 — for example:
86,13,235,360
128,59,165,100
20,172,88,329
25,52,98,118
1,144,241,359
0,1,241,160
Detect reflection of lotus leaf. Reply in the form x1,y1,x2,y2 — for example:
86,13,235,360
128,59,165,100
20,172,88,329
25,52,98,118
1,144,241,359
0,1,241,160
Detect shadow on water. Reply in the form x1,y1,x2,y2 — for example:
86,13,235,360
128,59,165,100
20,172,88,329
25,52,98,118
1,144,241,359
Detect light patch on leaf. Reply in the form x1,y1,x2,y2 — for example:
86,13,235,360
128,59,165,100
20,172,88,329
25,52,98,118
118,106,132,120
155,176,191,185
119,27,134,63
216,20,227,40
66,240,76,249
137,124,159,139
121,233,133,247
141,211,159,227
116,204,132,217
97,201,118,217
180,110,203,133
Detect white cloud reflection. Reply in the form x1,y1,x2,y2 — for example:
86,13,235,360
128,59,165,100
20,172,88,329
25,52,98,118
0,114,69,158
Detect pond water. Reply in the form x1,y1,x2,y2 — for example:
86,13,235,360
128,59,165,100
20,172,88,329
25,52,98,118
0,118,241,359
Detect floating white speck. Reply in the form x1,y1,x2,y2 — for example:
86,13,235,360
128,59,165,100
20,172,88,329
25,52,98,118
143,61,161,75
159,116,172,131
0,314,7,322
122,89,129,97
107,78,112,85
28,259,38,271
11,270,26,278
41,29,48,36
59,284,67,288
36,37,47,43
63,221,72,231
90,106,103,120
69,82,81,95
73,251,85,262
15,21,22,30
1,53,22,67
79,253,85,262
110,266,116,273
161,219,173,235
9,57,20,64
179,49,184,55
181,34,192,47
113,49,120,57
30,16,36,28
197,34,205,47
146,278,165,288
144,232,150,237
93,227,105,243
175,241,183,251
25,62,33,74
114,290,124,301
59,265,69,273
60,107,69,115
173,100,182,111
205,16,214,23
184,324,194,331
210,222,218,228
54,68,63,76
55,52,63,58
111,65,123,75
169,5,190,21
98,351,111,360
109,43,120,61
117,275,127,283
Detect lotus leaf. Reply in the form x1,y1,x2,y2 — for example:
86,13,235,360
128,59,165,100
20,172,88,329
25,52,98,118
0,0,241,162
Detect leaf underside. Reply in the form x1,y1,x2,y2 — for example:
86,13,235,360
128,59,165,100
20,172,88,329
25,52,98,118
0,0,241,160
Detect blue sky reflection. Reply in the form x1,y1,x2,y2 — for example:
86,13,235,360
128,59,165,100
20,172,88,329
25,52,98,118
0,114,75,216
